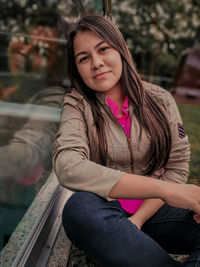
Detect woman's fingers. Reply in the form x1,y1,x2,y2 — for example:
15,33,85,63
186,185,200,215
189,184,200,215
163,183,200,215
193,214,200,224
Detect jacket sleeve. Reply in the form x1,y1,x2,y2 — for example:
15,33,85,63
52,96,125,199
160,91,190,184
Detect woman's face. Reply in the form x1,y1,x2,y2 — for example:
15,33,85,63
9,26,62,74
73,30,123,97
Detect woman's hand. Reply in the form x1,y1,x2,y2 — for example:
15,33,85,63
128,215,143,230
160,182,200,215
193,214,200,224
127,199,165,230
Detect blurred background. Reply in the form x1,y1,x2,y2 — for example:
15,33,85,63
111,0,200,184
0,0,199,253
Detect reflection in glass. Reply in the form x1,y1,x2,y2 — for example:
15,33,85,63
0,0,105,251
0,5,68,251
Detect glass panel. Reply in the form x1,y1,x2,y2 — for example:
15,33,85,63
0,0,103,251
112,0,200,184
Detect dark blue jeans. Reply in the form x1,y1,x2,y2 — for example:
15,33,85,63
62,191,200,267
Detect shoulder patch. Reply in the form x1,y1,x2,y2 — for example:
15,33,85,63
178,123,185,138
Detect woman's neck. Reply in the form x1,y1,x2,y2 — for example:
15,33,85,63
106,85,124,108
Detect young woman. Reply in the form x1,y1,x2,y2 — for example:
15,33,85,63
53,15,200,267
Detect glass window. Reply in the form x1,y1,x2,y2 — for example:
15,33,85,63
0,0,104,251
112,0,200,184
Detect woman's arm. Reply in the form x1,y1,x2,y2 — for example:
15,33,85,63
53,92,125,198
109,173,200,216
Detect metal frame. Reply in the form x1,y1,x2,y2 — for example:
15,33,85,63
11,182,71,267
103,0,112,19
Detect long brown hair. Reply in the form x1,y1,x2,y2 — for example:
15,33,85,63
66,15,171,175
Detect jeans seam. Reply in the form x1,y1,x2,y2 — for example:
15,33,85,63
147,219,197,225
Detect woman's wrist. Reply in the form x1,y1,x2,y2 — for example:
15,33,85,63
128,214,144,229
153,179,171,200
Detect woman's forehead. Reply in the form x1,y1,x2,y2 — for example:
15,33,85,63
73,30,104,52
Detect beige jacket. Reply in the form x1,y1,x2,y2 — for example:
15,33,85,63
53,82,190,199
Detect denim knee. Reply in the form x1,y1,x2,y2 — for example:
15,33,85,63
62,191,102,219
62,191,105,240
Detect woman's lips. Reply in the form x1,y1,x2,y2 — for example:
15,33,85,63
94,71,109,79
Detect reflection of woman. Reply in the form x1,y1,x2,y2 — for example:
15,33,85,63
0,9,68,183
8,26,65,81
53,16,200,266
0,12,67,249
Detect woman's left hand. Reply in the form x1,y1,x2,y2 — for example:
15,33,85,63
193,214,200,224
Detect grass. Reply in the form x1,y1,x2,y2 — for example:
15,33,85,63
178,104,200,184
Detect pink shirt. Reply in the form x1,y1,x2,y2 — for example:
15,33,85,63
107,96,144,214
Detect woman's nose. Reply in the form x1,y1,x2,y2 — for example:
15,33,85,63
91,54,103,69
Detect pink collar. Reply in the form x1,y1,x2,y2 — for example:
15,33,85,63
106,96,129,117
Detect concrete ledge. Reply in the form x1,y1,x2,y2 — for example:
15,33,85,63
0,173,73,266
47,226,71,267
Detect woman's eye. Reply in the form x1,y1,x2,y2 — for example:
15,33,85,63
99,46,109,53
79,56,89,63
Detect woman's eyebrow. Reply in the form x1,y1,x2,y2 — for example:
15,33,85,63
75,41,106,60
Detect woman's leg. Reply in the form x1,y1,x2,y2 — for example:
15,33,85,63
142,205,200,267
62,191,181,267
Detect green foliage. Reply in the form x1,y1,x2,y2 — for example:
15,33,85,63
178,104,200,184
153,53,177,77
112,0,200,81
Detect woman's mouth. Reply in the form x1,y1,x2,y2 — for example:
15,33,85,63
94,71,109,79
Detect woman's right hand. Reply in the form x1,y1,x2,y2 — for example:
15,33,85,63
160,182,200,216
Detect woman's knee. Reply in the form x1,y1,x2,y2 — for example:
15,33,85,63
63,191,95,219
63,191,102,216
62,191,125,244
62,191,105,237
